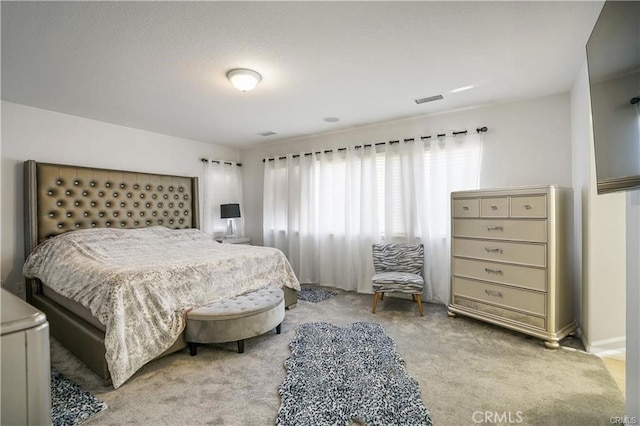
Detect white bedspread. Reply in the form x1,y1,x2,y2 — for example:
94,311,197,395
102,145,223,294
23,227,300,388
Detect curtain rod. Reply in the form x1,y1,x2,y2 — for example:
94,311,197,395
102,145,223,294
262,126,488,162
201,158,242,167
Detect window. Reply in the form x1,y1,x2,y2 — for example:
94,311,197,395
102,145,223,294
373,137,482,238
263,133,483,297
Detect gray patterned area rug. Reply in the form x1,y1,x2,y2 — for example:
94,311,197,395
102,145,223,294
297,287,338,303
277,322,433,426
51,368,107,425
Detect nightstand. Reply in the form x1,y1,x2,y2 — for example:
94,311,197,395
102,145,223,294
216,237,251,245
1,289,51,425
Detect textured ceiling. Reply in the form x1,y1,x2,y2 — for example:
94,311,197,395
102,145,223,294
1,1,604,148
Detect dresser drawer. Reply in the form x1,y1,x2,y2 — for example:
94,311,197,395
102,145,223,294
452,238,547,267
453,258,547,292
453,277,546,316
510,195,547,218
451,297,546,330
452,198,479,218
452,219,547,242
480,197,509,217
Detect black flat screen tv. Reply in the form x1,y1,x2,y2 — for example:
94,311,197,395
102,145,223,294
587,0,640,194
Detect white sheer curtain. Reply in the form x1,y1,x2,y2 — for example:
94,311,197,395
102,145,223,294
263,133,482,302
421,135,483,302
202,160,244,237
263,148,380,292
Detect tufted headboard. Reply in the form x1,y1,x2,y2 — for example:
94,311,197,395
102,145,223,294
23,160,200,299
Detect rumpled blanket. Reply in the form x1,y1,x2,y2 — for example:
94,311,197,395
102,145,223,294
23,226,300,388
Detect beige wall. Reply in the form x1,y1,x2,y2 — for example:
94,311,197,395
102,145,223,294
570,62,626,357
625,190,640,415
1,101,239,296
241,92,573,247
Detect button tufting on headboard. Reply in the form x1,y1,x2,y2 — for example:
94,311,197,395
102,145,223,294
25,161,200,247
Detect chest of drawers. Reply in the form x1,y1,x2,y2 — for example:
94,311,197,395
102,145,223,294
448,186,575,348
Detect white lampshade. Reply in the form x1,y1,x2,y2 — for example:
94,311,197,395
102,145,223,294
227,69,262,92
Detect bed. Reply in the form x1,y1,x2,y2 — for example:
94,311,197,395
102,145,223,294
22,160,299,388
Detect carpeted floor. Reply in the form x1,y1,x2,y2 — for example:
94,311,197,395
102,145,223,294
50,287,625,425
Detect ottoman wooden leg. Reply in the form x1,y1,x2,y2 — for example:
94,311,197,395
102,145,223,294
276,323,282,334
237,340,245,354
189,342,198,356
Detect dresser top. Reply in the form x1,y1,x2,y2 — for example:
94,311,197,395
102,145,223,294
1,288,47,335
452,185,571,198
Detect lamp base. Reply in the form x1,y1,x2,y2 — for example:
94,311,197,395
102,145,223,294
225,219,236,238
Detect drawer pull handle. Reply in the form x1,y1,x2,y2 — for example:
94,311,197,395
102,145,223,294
485,225,504,231
485,268,503,275
524,204,532,210
462,206,469,211
485,289,503,298
491,205,498,210
484,247,503,254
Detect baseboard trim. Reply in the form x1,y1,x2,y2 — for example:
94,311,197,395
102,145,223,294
585,335,626,360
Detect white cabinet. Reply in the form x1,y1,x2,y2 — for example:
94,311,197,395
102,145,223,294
448,186,575,348
1,288,51,425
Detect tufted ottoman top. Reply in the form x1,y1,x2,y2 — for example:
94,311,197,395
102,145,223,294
187,286,284,321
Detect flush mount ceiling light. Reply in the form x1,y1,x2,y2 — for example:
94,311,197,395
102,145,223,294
227,68,262,92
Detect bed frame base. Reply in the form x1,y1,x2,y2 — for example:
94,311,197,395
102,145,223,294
32,293,112,386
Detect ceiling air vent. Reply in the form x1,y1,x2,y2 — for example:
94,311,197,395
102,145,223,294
414,95,444,105
258,131,277,137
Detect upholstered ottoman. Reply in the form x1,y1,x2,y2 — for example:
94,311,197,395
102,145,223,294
185,286,285,355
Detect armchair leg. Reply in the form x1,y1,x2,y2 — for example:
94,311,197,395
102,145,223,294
415,294,424,317
372,292,380,314
381,293,385,301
